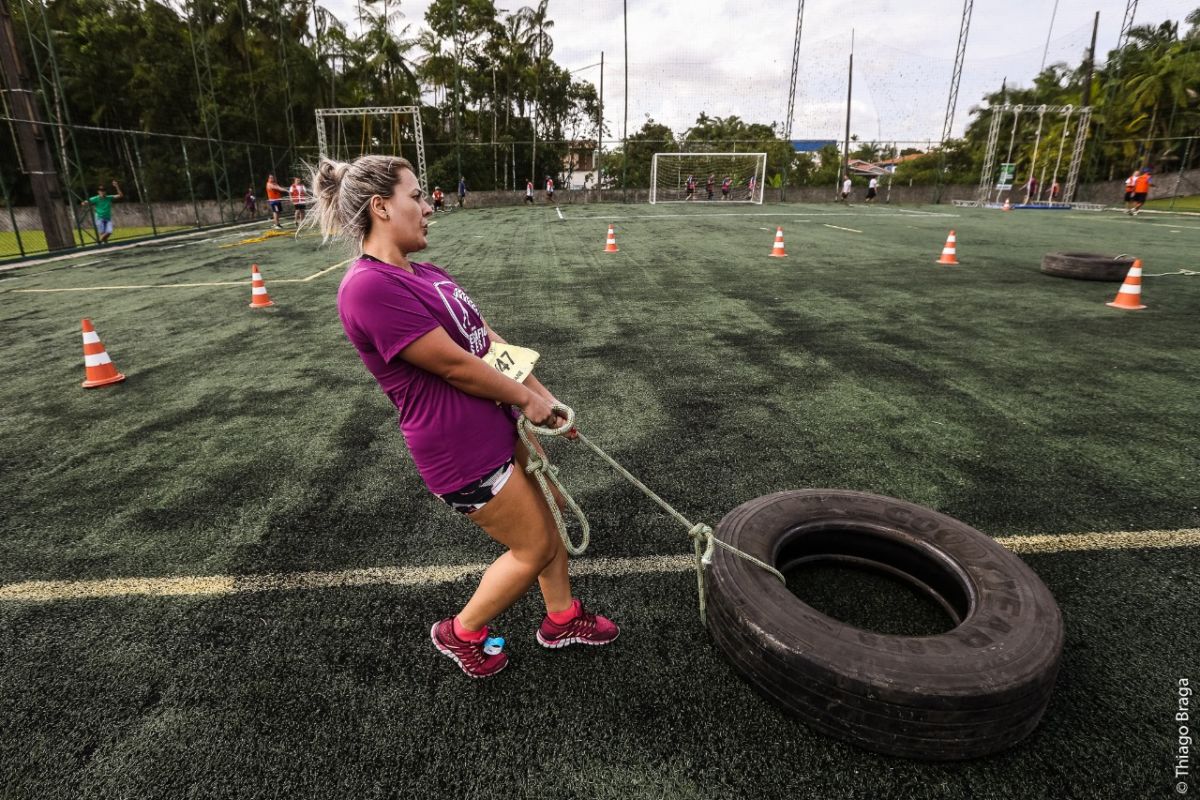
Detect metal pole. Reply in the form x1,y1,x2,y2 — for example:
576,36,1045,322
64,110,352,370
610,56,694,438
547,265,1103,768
0,159,26,257
621,0,628,202
842,29,853,198
782,0,806,202
598,51,604,191
452,0,462,181
1039,0,1060,72
181,139,201,227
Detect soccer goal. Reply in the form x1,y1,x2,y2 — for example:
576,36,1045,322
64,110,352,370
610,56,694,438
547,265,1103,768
649,152,767,204
315,106,429,195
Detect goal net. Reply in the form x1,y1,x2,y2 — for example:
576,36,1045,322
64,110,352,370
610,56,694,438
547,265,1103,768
650,153,766,204
314,106,429,195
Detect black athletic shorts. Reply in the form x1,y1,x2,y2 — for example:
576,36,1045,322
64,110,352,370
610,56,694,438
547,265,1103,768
437,458,515,514
1132,192,1147,203
1123,191,1133,202
866,188,877,199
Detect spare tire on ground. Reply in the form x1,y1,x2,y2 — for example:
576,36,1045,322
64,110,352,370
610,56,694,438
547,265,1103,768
705,490,1063,761
1041,251,1135,281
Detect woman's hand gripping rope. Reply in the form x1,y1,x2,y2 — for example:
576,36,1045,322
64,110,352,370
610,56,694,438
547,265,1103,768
517,404,787,623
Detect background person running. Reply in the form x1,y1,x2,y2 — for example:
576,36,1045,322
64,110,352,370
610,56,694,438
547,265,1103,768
432,186,445,212
80,180,123,244
524,178,534,204
457,175,468,208
1123,171,1138,212
545,175,555,203
705,175,714,200
721,176,731,199
685,174,696,200
747,174,757,200
1129,168,1153,216
239,186,257,220
865,176,878,204
308,154,619,679
840,174,852,202
289,177,308,225
266,173,286,228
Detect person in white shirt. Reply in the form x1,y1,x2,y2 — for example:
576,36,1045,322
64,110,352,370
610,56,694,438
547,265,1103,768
865,176,879,204
841,175,852,202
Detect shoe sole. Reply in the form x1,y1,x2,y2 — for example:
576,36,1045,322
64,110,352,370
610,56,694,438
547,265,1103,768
430,622,507,679
536,628,620,649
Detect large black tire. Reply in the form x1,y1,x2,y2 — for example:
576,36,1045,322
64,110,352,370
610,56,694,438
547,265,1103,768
705,490,1063,760
1041,251,1135,281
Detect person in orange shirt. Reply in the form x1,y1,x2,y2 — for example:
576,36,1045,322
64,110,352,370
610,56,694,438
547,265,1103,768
289,177,309,225
1128,168,1153,216
265,173,287,228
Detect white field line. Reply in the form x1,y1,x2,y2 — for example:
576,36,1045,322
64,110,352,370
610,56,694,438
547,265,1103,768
1065,215,1200,232
823,224,863,234
0,221,265,273
1,528,1196,604
891,207,959,217
10,259,352,293
559,210,955,222
556,206,564,220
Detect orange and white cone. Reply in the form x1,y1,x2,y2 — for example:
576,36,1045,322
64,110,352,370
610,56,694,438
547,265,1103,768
936,230,959,265
80,319,125,389
1106,259,1147,310
603,224,619,253
1002,198,1012,212
249,263,275,308
768,226,787,257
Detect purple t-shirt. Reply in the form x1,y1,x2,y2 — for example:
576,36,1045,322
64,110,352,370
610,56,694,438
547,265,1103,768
337,256,518,494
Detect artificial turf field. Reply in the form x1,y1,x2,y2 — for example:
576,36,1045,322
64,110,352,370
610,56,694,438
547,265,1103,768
1,202,1198,799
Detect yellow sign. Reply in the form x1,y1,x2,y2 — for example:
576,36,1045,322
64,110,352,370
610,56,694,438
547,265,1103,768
483,342,540,383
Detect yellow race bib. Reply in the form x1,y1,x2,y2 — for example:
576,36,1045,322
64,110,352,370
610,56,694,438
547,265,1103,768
483,342,540,384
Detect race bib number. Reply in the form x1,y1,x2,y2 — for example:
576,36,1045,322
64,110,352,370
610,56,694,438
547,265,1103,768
483,342,539,384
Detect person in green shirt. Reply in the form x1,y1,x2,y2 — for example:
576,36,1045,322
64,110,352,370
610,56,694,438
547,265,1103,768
80,180,124,244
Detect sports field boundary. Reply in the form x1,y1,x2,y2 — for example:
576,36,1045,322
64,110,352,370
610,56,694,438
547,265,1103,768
8,258,352,294
2,527,1196,604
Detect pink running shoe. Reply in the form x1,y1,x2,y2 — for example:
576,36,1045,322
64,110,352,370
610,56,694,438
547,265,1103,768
430,618,508,679
536,599,620,649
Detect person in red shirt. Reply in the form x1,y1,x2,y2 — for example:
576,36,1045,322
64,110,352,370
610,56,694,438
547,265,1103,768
265,174,286,228
545,176,555,202
1123,171,1137,212
1128,168,1153,216
721,176,731,199
289,177,309,225
431,186,445,212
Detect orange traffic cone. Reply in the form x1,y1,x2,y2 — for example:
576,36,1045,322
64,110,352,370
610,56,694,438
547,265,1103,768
249,263,275,308
603,224,619,253
936,230,959,265
1106,259,1147,310
768,226,788,257
1002,198,1012,212
80,319,126,389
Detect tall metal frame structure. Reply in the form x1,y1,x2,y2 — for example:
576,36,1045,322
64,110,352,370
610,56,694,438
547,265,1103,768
940,0,974,146
781,0,806,199
933,0,972,203
1117,0,1139,51
314,106,428,195
186,0,234,223
976,104,1091,206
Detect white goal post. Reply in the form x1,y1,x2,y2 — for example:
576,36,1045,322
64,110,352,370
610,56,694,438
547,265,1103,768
315,106,429,195
650,152,767,204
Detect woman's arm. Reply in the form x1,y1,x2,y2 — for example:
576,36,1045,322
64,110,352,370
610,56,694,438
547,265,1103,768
399,326,558,426
484,322,557,403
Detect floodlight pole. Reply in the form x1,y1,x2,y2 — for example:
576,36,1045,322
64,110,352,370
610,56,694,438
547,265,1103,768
598,51,604,190
841,29,853,198
935,0,973,204
621,0,628,202
782,0,805,201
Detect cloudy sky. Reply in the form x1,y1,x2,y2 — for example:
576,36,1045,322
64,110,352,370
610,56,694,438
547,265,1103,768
324,0,1188,144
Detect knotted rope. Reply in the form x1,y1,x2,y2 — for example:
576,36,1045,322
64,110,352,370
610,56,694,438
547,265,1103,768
517,404,785,623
